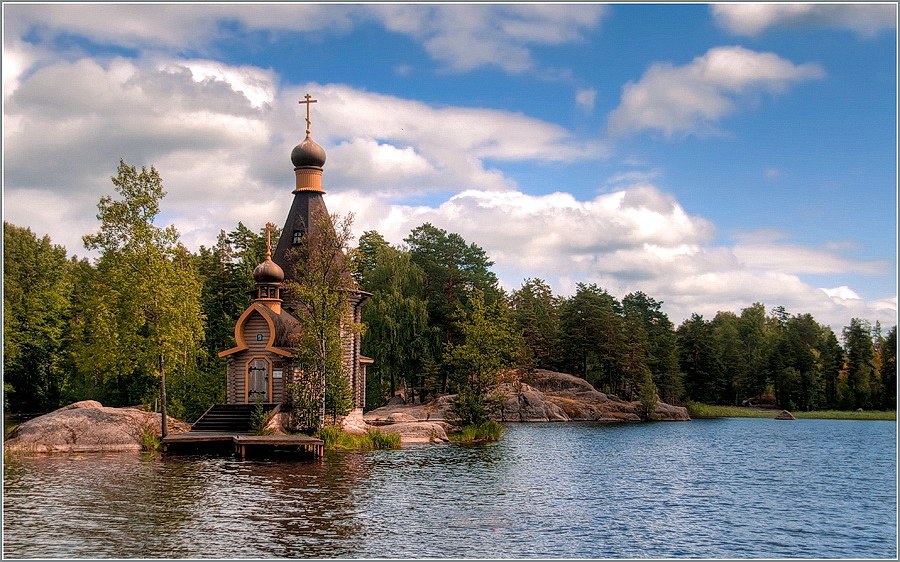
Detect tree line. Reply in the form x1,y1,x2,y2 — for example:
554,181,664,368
3,162,896,421
355,230,896,413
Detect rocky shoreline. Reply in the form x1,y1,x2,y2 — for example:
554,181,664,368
4,400,190,453
4,371,690,452
364,370,690,434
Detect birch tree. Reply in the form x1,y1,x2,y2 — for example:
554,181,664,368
78,161,204,432
283,209,360,429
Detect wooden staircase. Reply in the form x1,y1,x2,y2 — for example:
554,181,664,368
190,404,277,433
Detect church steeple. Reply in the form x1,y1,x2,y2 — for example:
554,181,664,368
220,96,371,417
290,94,326,193
253,222,284,313
273,93,332,276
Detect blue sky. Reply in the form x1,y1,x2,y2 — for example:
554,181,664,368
3,3,896,331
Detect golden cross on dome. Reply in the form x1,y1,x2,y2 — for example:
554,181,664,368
262,222,277,259
298,93,318,135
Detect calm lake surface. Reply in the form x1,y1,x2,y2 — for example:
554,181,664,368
3,418,896,559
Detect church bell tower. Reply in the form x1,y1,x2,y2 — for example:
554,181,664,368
272,94,331,276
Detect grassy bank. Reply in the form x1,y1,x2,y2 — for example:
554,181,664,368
686,402,896,421
317,426,401,450
449,420,505,443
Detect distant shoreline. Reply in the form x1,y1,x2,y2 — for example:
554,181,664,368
686,403,896,421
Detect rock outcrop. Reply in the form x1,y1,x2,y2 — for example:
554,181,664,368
376,421,451,443
364,394,456,424
364,370,690,427
4,401,189,453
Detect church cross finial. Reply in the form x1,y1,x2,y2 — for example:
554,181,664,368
299,93,318,135
262,222,277,259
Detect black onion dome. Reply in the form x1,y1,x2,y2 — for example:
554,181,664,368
290,135,326,168
253,258,285,284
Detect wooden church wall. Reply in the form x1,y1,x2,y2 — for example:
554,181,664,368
225,311,288,404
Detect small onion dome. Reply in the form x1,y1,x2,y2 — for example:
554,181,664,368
253,258,284,284
290,135,326,169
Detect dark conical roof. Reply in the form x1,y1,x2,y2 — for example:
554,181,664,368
291,134,326,168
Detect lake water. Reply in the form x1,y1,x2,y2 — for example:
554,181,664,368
3,419,896,559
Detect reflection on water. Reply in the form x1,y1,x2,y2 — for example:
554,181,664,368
3,419,896,558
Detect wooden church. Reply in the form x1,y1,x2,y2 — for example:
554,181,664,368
217,95,371,426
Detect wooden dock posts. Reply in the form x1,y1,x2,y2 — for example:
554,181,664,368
161,431,324,458
231,434,325,458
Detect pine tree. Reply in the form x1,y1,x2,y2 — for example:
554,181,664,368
818,328,844,409
404,223,500,391
677,314,722,404
623,291,683,405
842,318,876,409
559,284,624,393
511,278,562,371
445,290,524,426
877,325,896,410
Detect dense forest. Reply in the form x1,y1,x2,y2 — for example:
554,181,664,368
4,163,896,421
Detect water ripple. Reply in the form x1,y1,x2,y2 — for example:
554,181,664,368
3,419,896,558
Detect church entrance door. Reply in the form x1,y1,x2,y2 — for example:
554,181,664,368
248,357,270,403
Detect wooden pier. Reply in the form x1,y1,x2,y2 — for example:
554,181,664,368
162,431,324,458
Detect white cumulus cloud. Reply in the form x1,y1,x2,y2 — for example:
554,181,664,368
606,46,824,138
2,53,602,258
329,184,895,331
712,4,897,37
372,4,606,73
4,3,606,76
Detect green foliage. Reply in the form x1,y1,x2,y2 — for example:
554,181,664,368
284,376,321,434
138,423,161,452
559,283,625,393
623,291,682,405
842,318,876,409
405,223,501,392
818,328,844,409
677,313,724,404
249,401,274,435
737,303,769,399
449,420,505,443
3,384,13,411
510,278,561,371
316,425,400,450
4,162,893,427
445,290,524,426
367,429,402,449
283,210,360,430
352,230,389,286
71,161,205,413
448,387,496,429
358,240,434,406
710,311,742,405
3,222,73,412
686,402,782,419
677,305,862,412
316,424,345,447
878,326,897,410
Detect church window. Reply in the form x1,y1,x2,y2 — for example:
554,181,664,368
292,230,304,244
257,334,263,341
